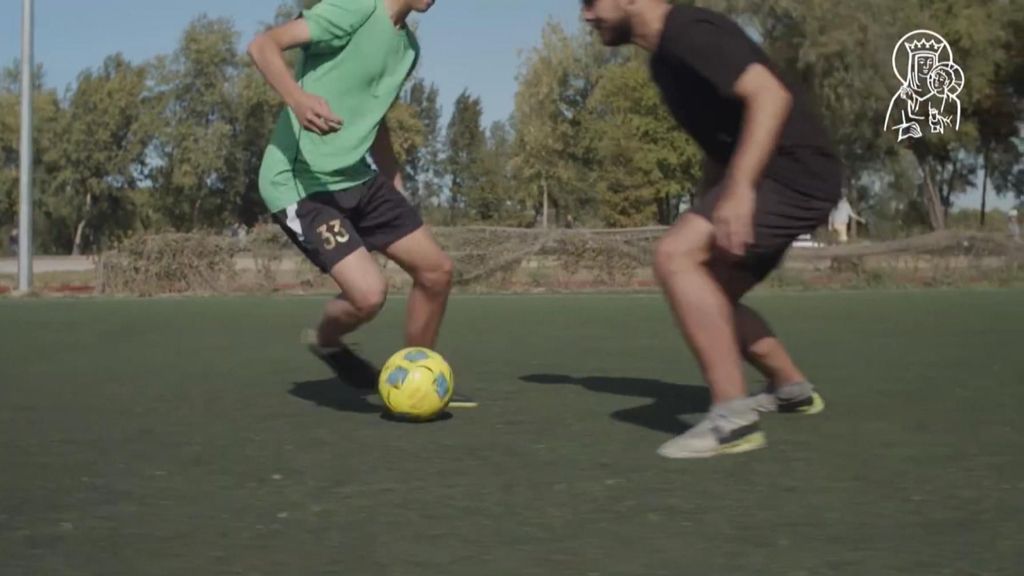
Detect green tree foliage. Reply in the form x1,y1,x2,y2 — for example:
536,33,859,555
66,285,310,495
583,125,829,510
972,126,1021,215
444,90,486,220
472,120,522,223
511,22,611,227
582,53,702,226
721,0,1022,230
399,78,443,206
148,16,240,231
43,55,156,254
0,63,63,251
5,1,1020,253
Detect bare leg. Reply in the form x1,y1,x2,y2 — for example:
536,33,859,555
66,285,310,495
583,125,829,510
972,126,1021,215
317,248,388,347
653,214,747,405
382,227,454,349
735,304,807,388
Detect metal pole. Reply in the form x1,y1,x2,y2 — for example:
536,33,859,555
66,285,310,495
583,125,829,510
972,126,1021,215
17,0,34,293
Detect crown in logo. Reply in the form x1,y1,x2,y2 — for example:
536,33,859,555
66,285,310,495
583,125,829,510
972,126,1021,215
905,38,943,53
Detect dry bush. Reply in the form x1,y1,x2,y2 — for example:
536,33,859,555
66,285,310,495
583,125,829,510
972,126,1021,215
99,233,241,296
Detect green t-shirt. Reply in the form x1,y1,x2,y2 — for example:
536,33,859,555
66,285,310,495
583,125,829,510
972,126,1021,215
258,0,420,213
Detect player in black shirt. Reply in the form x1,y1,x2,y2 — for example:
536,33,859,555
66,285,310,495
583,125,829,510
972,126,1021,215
582,0,841,458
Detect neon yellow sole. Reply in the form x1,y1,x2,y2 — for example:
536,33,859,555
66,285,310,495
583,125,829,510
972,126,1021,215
795,392,825,415
719,431,768,455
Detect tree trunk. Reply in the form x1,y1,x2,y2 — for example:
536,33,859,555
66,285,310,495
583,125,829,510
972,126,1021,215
942,157,958,223
847,174,859,240
921,163,945,230
72,220,87,256
980,148,990,228
541,177,549,230
192,195,204,231
72,191,93,256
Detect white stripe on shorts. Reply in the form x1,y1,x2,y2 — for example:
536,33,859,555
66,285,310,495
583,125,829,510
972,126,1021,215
284,204,303,241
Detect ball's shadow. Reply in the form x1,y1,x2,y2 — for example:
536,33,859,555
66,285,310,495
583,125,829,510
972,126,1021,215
519,373,711,435
288,378,454,424
379,410,454,424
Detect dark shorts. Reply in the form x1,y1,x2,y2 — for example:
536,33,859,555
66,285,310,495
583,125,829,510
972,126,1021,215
271,174,423,274
689,177,838,301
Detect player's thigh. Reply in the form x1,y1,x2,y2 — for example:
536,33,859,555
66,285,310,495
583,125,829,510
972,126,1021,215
706,250,784,303
350,175,450,279
382,226,452,281
655,212,716,272
327,247,387,311
273,194,386,303
351,175,425,257
705,178,830,302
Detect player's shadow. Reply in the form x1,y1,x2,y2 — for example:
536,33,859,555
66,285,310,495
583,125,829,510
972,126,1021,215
288,378,380,414
519,374,710,435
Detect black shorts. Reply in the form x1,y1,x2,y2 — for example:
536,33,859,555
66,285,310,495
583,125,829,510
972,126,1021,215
689,177,838,301
271,174,423,274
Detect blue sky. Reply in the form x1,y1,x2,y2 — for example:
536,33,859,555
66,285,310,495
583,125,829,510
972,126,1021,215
0,0,582,125
0,1,1014,210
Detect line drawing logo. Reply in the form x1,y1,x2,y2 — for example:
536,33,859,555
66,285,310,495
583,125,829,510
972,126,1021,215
884,29,964,142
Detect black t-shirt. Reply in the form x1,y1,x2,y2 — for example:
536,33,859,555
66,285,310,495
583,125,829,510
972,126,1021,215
650,6,842,200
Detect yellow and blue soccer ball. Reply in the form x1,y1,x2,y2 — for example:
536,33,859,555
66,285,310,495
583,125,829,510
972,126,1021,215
378,347,454,421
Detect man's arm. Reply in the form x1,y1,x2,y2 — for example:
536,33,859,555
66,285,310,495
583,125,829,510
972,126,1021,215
370,121,406,193
246,19,342,135
726,64,793,191
713,63,793,255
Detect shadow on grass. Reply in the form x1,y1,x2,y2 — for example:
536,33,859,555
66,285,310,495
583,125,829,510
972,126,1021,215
519,373,710,435
288,378,380,414
288,378,455,423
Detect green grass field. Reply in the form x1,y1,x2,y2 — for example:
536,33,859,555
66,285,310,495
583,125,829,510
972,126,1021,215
2,290,1023,575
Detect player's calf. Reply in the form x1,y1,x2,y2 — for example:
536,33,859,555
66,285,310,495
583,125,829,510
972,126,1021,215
743,335,807,390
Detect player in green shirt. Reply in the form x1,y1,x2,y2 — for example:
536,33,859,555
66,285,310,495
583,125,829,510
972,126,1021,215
249,0,474,407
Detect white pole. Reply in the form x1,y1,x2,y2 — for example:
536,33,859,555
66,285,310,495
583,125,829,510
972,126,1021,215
17,0,34,293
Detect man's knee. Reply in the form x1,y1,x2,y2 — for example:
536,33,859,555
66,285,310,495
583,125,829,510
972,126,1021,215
336,283,388,323
413,254,454,294
654,215,713,281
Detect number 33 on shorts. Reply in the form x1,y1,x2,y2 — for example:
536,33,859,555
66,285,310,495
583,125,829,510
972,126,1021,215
317,219,350,250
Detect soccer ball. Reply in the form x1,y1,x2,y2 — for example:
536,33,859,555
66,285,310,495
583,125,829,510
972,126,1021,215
378,347,454,421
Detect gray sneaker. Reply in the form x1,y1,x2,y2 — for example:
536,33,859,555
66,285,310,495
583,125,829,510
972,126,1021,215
753,382,825,415
657,402,766,459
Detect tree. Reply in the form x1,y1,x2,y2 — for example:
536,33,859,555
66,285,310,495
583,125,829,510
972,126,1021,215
0,62,63,251
511,22,610,227
149,15,240,231
384,99,428,173
979,7,1024,216
41,55,156,254
223,58,283,228
720,0,1020,231
444,90,486,221
468,120,523,222
582,53,702,227
400,78,443,206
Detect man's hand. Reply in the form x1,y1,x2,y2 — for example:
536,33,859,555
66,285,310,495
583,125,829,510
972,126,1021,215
714,63,789,257
247,18,344,135
289,92,343,135
712,180,756,257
